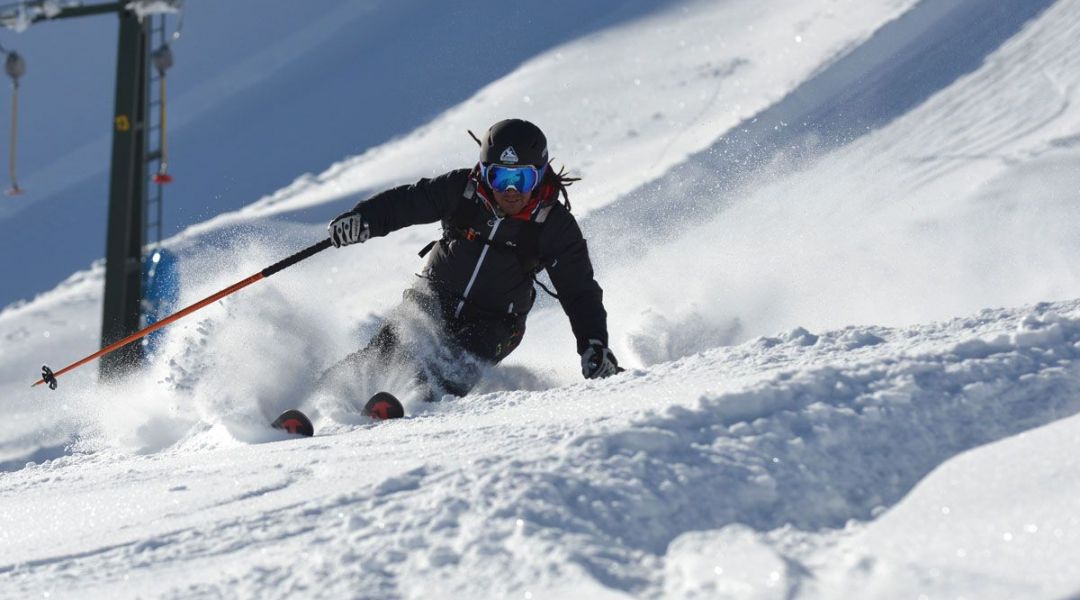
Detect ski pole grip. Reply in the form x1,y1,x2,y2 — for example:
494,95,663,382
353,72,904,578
261,238,333,278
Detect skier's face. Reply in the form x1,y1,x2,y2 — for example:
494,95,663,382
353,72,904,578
492,188,532,216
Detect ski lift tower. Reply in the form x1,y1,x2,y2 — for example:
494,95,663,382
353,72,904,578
0,0,182,379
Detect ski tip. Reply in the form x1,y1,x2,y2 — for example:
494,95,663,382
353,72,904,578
363,392,405,420
271,409,314,437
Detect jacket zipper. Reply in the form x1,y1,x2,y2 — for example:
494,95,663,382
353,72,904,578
456,218,502,318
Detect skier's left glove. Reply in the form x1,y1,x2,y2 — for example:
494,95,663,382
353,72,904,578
328,210,371,248
581,339,621,379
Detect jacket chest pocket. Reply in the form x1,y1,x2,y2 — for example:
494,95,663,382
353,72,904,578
496,221,544,276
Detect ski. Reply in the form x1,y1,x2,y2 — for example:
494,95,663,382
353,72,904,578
270,409,314,437
363,392,405,420
270,392,403,437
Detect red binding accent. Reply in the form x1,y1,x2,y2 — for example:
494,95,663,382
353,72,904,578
281,419,301,434
369,401,392,420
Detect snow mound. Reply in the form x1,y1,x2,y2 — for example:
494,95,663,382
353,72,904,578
3,300,1078,598
180,301,1080,598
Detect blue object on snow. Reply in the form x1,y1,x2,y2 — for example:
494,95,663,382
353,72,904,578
141,248,180,357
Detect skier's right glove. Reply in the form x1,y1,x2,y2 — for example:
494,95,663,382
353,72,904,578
328,210,371,248
581,339,621,379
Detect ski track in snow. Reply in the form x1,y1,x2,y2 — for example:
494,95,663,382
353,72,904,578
595,0,1080,369
585,0,1058,262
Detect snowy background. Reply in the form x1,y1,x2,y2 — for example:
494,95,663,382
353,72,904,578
3,0,1080,597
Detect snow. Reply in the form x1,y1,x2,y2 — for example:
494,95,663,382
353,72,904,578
3,0,1080,597
124,1,181,20
7,301,1080,597
811,410,1080,598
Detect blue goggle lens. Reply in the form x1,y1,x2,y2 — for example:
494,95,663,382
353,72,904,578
485,164,541,193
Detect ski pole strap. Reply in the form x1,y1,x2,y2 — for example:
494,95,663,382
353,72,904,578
262,238,333,278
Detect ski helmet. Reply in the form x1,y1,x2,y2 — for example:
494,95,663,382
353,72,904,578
480,119,548,168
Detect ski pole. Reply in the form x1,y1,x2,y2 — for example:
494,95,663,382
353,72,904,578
33,238,334,389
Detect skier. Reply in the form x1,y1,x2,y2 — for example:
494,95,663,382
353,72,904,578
325,119,620,408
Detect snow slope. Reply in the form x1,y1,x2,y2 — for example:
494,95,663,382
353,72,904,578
4,301,1079,598
3,0,1080,598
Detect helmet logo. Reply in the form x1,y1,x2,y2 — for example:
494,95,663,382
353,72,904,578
500,146,519,164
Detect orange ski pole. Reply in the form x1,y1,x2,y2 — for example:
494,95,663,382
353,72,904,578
34,238,333,389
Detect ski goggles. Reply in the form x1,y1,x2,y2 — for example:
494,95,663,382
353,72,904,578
482,163,544,194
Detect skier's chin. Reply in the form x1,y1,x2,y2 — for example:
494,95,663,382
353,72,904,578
494,191,530,214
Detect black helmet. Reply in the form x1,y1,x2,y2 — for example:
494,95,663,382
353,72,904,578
479,119,548,168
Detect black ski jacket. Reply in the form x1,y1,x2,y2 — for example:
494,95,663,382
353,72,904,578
350,167,607,352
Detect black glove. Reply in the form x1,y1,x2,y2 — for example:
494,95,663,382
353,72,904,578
581,339,621,379
328,211,371,248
